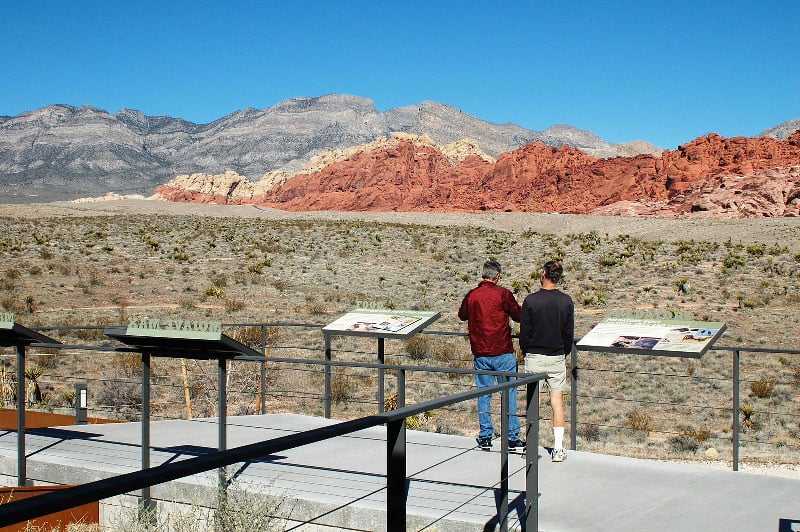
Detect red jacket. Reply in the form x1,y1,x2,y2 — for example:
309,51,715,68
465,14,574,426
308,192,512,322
458,280,521,356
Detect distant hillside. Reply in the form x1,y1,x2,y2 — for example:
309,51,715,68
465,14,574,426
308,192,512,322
760,118,800,141
0,95,661,203
154,131,800,218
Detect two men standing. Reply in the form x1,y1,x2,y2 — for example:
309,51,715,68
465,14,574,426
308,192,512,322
460,259,574,462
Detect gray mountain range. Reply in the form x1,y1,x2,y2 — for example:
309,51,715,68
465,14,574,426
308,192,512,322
1,94,791,203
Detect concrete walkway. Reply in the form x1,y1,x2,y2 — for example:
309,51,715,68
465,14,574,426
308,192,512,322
0,414,797,531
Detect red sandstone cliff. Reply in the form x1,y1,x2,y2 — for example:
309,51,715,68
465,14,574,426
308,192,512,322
153,131,800,217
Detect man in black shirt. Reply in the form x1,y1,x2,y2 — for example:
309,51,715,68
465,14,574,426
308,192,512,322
519,260,574,462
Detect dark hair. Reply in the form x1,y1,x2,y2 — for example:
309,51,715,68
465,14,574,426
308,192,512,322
542,260,563,283
482,260,502,279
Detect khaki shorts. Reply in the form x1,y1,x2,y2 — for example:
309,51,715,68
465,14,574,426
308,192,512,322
524,353,567,392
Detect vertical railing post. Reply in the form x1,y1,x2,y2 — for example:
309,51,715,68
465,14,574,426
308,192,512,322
732,349,740,471
386,418,406,532
378,337,385,413
570,344,578,451
324,332,331,419
499,378,509,532
397,368,405,409
218,355,228,512
260,324,267,415
525,380,540,532
15,344,26,487
141,351,152,510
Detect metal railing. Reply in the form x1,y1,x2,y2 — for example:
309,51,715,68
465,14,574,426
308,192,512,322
7,322,800,476
9,322,800,471
0,355,543,531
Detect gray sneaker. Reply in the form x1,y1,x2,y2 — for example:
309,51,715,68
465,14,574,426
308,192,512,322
551,448,567,462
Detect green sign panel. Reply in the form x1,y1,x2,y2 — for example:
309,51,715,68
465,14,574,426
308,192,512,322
0,312,14,330
125,318,223,341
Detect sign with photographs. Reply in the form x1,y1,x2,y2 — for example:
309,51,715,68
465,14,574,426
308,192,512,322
324,308,441,339
577,314,726,358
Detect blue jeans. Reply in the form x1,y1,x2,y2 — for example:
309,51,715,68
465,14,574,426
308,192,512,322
474,353,520,440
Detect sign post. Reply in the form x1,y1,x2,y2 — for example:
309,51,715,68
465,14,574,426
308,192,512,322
0,314,61,487
104,318,263,510
322,308,440,416
573,311,727,453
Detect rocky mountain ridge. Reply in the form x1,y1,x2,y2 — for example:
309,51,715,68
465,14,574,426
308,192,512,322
0,94,661,203
153,131,800,218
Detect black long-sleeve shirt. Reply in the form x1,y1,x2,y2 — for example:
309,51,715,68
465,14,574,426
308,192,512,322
519,288,574,356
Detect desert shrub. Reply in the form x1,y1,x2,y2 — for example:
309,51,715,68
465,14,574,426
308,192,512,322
230,326,262,348
172,250,190,262
578,423,600,442
749,377,774,398
203,286,225,299
114,353,141,378
598,255,620,268
740,403,756,430
95,380,141,420
214,482,287,531
404,335,430,360
669,433,700,453
745,244,765,257
430,339,462,367
384,394,433,430
675,278,690,293
224,299,246,313
271,279,288,292
62,388,76,408
384,392,399,411
669,425,710,453
624,410,654,435
33,352,57,369
108,480,285,531
307,302,327,315
723,253,746,269
247,259,272,274
330,374,354,402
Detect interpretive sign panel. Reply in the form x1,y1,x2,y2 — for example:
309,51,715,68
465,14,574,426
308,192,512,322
124,318,223,341
577,312,726,358
0,312,14,329
323,308,440,340
0,313,61,347
105,318,260,359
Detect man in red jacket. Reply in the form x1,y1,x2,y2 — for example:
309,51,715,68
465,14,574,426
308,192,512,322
458,260,524,452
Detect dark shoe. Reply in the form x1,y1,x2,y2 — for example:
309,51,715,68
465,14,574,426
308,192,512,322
476,437,492,450
508,439,526,454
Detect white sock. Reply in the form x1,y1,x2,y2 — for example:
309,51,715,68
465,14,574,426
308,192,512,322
553,427,564,450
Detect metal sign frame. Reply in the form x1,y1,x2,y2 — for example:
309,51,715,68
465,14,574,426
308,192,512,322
0,316,61,487
322,309,441,418
577,315,727,358
104,321,264,507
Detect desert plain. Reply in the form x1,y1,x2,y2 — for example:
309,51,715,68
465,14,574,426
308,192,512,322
0,199,797,474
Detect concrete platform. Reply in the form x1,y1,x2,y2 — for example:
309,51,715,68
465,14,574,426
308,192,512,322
0,414,798,531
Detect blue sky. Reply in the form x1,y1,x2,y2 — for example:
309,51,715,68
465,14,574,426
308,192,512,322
3,0,798,149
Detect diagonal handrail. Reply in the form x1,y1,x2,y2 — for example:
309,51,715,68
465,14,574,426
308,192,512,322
0,373,543,530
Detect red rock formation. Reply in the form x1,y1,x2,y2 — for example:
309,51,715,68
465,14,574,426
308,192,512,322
153,131,800,217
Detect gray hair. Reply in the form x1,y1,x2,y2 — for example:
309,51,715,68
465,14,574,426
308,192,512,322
482,260,502,279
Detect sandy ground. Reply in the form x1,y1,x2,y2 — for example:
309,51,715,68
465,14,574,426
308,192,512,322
2,199,800,251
